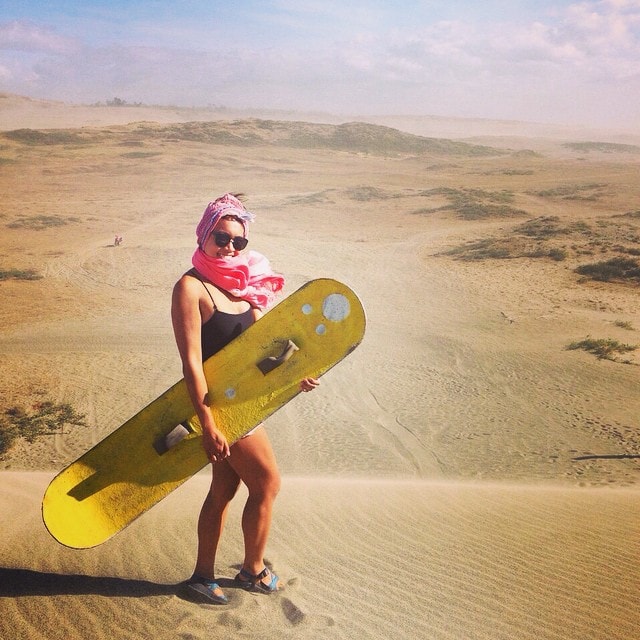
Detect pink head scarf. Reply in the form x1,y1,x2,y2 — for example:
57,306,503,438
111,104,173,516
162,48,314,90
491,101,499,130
195,193,255,248
191,193,285,310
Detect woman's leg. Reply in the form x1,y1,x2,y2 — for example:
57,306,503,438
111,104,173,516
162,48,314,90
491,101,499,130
227,426,282,582
193,458,241,580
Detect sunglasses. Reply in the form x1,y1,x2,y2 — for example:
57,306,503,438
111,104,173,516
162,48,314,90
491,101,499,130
212,231,248,251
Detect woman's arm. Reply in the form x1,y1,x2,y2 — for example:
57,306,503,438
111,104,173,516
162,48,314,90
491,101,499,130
171,276,230,462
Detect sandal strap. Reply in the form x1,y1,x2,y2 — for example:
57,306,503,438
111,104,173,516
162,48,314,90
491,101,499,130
255,567,270,582
239,566,270,583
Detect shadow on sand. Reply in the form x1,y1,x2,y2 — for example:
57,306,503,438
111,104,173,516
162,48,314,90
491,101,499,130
0,567,178,598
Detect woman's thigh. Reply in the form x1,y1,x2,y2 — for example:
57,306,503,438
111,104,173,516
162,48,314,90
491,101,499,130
228,426,280,495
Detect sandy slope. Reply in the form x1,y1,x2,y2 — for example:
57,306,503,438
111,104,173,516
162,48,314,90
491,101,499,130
1,96,639,639
1,473,639,640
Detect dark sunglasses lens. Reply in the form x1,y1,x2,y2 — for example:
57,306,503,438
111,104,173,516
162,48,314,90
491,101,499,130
232,236,248,250
213,232,231,247
213,232,248,250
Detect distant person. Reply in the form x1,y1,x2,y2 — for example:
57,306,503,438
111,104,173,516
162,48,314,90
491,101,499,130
171,193,319,604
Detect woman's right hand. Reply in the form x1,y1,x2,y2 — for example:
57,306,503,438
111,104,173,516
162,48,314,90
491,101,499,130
202,425,231,463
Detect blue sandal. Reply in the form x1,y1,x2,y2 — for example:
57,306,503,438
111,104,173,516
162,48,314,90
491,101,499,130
185,575,228,604
234,567,281,593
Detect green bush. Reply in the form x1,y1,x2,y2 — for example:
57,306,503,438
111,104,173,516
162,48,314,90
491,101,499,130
0,268,42,281
566,337,637,362
547,248,567,261
0,400,87,456
7,215,72,230
3,129,86,146
575,257,640,283
563,142,640,154
418,187,527,220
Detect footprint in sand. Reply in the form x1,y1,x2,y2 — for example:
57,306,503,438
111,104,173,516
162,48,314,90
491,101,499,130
281,597,306,625
218,611,244,630
280,597,335,629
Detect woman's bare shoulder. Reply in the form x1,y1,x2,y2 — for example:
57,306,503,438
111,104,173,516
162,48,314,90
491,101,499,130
173,271,202,298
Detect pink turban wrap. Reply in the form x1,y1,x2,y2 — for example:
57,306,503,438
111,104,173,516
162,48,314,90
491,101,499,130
195,193,255,248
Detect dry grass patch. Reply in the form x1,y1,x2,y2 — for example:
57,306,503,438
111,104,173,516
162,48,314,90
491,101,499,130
2,128,88,146
443,212,640,272
413,187,528,220
528,183,608,201
7,214,80,230
563,142,640,154
443,236,568,262
0,399,87,456
566,337,638,363
575,257,640,283
0,268,42,281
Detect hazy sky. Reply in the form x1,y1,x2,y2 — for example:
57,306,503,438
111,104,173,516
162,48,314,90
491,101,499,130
1,1,639,129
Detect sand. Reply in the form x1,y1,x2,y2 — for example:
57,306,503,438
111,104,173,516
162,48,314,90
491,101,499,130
0,94,639,639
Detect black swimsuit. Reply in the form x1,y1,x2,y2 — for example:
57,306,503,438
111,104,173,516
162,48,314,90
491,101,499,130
187,270,254,360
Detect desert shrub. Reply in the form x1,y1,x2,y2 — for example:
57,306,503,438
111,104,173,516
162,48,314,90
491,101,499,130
566,337,637,362
614,320,635,330
345,186,393,201
444,236,567,262
515,216,564,238
445,238,514,260
120,151,163,159
547,248,568,261
286,190,335,205
455,202,526,220
563,142,640,154
616,246,640,257
575,257,640,283
3,129,86,146
105,97,142,107
530,183,606,200
0,400,87,456
417,188,526,220
0,268,42,281
515,217,592,241
467,189,515,203
7,215,76,230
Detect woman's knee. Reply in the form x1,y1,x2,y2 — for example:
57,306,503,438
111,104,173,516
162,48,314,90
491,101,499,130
248,468,281,501
266,469,282,497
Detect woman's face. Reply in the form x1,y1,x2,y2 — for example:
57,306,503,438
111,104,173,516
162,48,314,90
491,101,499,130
203,217,247,258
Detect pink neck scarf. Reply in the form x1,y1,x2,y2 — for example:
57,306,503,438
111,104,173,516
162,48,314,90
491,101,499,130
192,248,285,310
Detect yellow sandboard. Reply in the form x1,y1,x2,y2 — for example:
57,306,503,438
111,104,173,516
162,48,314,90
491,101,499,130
42,279,365,549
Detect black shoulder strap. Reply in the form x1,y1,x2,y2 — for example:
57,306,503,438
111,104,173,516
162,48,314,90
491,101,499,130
186,269,216,309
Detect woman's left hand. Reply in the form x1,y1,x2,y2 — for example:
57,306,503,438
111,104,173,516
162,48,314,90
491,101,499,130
300,377,320,392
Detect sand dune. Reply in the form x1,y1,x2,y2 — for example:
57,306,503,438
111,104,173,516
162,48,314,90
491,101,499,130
1,96,639,639
1,473,639,640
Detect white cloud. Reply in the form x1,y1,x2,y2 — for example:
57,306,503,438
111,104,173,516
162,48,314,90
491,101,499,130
334,0,640,92
0,20,79,55
0,2,638,128
0,62,11,80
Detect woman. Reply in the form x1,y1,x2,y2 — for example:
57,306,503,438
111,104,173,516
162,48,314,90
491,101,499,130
171,193,318,605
